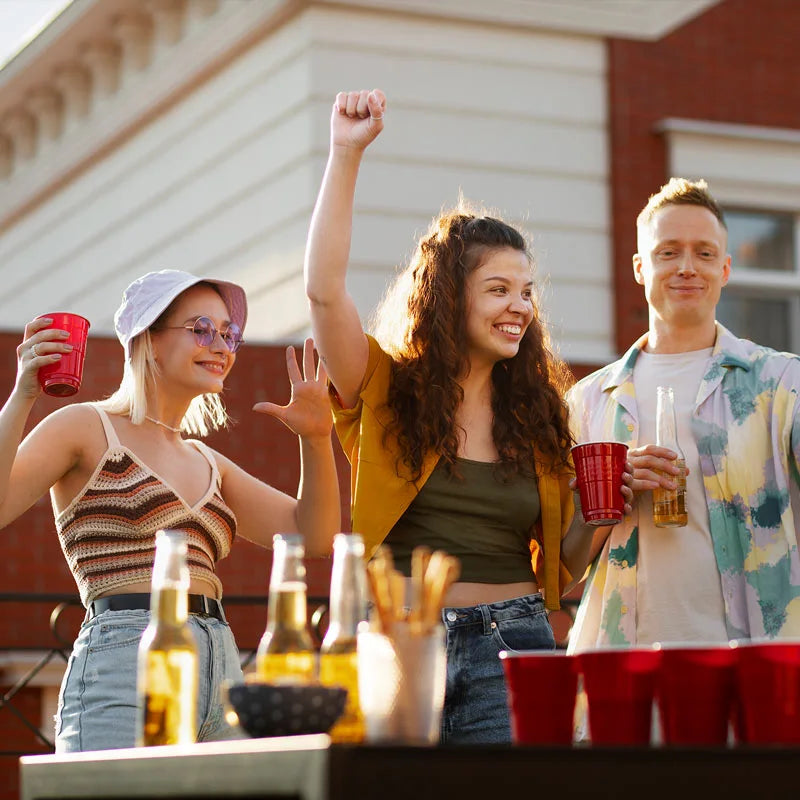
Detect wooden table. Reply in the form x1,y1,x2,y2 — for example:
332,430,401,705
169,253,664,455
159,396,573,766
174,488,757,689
20,737,800,800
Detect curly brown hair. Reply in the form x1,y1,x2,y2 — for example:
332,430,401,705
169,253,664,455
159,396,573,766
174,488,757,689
372,209,574,482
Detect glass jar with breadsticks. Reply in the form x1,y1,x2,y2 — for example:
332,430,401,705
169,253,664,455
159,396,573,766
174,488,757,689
364,545,460,635
358,545,460,745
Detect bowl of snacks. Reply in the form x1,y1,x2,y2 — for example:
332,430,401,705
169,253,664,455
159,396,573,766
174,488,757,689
222,680,347,738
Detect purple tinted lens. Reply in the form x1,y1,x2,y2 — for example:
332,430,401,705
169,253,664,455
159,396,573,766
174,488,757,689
223,323,243,353
192,317,217,347
192,317,242,352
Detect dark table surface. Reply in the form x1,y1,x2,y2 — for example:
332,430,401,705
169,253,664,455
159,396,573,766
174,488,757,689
20,736,799,800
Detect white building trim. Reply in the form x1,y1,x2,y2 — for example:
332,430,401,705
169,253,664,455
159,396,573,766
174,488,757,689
316,0,722,40
0,0,297,224
659,117,800,212
0,1,618,363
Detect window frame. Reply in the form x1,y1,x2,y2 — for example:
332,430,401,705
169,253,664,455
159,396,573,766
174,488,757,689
718,206,800,352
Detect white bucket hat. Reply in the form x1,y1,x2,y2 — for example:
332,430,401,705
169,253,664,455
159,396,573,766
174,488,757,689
114,269,248,360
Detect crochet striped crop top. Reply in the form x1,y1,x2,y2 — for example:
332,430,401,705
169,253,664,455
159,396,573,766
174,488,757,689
55,405,237,607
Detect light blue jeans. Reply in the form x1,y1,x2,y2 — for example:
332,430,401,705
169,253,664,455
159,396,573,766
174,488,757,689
55,609,245,752
441,593,555,744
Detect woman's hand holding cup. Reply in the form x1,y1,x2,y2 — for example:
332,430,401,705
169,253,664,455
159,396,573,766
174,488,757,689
15,317,73,400
570,442,632,526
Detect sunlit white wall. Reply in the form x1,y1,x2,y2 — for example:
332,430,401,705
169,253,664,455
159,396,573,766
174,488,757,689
0,3,614,363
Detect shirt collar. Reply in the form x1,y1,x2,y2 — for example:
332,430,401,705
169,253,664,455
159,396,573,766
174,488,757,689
600,321,751,394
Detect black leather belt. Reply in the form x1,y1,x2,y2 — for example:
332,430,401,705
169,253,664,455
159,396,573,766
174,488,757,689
87,592,226,623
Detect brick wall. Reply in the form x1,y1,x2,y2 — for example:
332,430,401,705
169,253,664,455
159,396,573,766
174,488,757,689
1,687,45,800
0,331,351,643
607,0,800,355
0,331,351,792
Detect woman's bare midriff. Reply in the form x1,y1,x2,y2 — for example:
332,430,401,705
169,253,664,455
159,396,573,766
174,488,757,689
398,577,540,609
96,577,220,600
99,578,540,608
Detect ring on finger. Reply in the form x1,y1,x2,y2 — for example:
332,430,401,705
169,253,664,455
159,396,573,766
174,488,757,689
31,344,40,358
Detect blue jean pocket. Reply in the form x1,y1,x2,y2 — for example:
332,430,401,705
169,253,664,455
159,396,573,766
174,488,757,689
88,613,148,653
491,610,555,653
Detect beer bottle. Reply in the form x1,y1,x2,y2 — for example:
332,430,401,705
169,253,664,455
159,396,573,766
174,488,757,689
653,386,688,527
319,533,368,743
136,529,198,746
256,533,316,684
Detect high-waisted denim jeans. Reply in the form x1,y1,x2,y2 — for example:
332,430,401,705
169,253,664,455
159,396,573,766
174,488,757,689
55,609,245,752
441,593,555,744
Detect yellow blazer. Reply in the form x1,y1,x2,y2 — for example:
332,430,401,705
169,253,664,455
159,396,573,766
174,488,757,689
332,335,575,611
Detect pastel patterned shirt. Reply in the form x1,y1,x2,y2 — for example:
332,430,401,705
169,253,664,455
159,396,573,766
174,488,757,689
566,323,800,651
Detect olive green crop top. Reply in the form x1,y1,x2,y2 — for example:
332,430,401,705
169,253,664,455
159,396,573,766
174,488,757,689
383,457,540,583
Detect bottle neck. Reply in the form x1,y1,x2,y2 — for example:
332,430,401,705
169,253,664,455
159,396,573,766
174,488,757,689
323,551,367,646
150,531,190,627
266,581,309,633
151,584,189,626
325,598,361,643
656,389,681,450
267,538,310,633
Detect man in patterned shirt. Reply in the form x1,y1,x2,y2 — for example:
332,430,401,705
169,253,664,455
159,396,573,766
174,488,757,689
567,177,800,652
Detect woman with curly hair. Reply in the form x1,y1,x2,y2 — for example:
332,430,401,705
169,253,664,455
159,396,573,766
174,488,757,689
305,89,631,743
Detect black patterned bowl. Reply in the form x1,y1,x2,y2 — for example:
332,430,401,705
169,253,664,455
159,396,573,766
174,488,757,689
222,681,348,738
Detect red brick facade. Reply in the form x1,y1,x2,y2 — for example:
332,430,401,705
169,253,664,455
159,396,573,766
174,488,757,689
0,332,351,628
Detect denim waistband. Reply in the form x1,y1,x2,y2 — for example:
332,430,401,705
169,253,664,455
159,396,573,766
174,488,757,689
441,592,545,630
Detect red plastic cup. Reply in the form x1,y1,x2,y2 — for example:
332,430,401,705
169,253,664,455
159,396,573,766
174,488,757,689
35,312,90,397
735,640,800,744
656,644,737,746
571,442,628,526
578,647,661,745
500,651,577,745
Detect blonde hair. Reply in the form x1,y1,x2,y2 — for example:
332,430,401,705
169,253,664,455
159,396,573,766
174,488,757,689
98,326,229,438
637,177,727,231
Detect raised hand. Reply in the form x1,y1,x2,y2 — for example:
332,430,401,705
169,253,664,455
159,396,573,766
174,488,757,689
331,88,386,152
14,318,72,400
252,338,332,441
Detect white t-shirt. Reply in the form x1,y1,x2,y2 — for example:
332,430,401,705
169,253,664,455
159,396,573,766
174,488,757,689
632,348,728,645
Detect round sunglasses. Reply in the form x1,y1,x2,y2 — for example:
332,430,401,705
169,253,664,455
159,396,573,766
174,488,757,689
163,315,244,353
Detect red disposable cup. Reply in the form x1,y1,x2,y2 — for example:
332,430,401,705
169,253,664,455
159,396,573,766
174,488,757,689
571,442,628,526
656,644,737,746
730,691,747,745
578,647,661,746
734,640,800,744
500,651,577,745
35,312,90,397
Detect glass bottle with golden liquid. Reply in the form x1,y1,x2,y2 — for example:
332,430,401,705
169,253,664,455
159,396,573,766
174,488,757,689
256,534,316,684
319,533,368,743
136,529,198,746
653,386,688,527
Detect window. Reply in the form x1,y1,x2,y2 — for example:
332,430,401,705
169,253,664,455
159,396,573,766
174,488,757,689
716,208,800,353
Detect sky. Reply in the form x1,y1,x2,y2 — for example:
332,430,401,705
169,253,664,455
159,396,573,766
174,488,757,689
0,0,74,69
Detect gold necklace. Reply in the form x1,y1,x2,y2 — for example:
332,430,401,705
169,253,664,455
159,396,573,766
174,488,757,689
145,415,182,434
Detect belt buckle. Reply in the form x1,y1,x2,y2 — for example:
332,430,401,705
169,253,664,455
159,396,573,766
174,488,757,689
199,595,211,616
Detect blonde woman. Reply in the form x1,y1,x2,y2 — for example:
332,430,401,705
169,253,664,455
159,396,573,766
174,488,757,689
0,269,339,751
